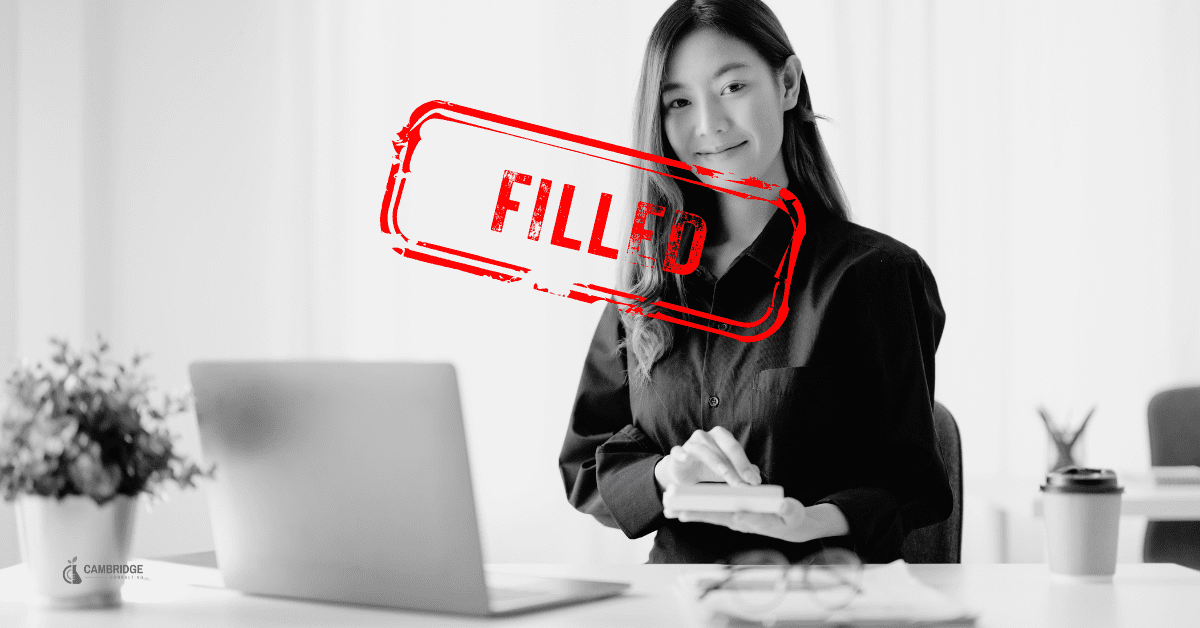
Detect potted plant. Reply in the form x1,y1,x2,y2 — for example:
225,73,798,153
0,337,213,608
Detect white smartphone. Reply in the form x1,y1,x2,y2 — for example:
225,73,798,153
662,483,785,514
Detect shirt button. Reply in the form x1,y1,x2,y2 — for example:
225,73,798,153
718,323,729,331
708,396,720,408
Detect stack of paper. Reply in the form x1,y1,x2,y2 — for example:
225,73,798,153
675,560,975,627
1151,466,1200,485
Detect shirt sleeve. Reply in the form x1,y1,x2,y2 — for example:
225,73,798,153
813,255,953,562
558,303,667,539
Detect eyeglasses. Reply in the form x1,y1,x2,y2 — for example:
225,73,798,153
695,547,864,622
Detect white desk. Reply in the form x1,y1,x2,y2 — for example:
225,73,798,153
1,562,1199,627
969,475,1200,562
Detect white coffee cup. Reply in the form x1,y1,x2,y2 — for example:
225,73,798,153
1041,467,1123,582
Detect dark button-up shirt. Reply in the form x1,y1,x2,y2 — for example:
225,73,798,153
558,195,952,564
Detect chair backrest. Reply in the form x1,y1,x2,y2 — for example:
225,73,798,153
1144,387,1200,568
900,401,963,563
1148,387,1200,467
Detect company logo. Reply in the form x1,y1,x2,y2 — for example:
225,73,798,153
63,556,81,584
61,556,147,582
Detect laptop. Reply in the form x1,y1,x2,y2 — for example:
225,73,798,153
187,361,629,616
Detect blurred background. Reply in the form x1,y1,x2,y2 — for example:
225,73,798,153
1,0,1198,568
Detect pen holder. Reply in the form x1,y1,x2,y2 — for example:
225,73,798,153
1037,406,1094,473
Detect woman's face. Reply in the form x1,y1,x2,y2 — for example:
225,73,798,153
660,28,799,188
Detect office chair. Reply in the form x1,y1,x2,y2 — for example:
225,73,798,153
900,401,963,563
1144,386,1200,570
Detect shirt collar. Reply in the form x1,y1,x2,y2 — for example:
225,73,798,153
742,203,798,276
684,189,822,287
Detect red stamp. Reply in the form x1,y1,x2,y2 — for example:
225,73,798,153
380,101,807,342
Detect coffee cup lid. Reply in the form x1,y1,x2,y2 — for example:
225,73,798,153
1041,467,1123,494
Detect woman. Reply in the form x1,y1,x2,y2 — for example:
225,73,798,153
559,0,951,564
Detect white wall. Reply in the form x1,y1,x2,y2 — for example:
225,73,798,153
2,0,1199,569
781,0,1200,562
0,0,15,376
0,0,17,571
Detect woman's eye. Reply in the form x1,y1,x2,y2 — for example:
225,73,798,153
722,82,746,95
665,98,690,109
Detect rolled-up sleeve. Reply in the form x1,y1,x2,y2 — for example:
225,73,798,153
814,255,952,562
558,303,666,539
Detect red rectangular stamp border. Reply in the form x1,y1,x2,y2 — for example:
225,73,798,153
381,100,807,343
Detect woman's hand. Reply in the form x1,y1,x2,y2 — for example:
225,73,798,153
666,500,851,545
655,427,850,544
654,426,762,489
667,498,808,543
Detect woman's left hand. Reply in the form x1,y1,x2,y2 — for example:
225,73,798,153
664,497,809,543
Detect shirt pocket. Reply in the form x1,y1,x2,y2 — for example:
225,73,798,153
754,366,833,398
750,366,840,436
747,366,847,486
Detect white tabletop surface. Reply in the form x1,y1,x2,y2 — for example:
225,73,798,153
969,475,1200,519
2,561,1200,627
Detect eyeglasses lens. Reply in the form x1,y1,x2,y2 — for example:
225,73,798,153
725,549,789,613
801,547,862,610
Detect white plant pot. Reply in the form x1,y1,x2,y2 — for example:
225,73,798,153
13,493,138,608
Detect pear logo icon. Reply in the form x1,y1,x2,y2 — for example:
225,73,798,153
63,556,82,584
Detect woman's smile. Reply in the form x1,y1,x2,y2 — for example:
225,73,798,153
695,140,748,159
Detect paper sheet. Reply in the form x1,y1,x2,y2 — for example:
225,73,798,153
675,560,975,627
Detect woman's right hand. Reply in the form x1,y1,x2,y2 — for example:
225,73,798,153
654,426,763,490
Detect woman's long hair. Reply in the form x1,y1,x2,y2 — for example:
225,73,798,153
619,0,850,385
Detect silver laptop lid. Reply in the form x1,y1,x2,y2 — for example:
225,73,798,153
189,361,491,615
